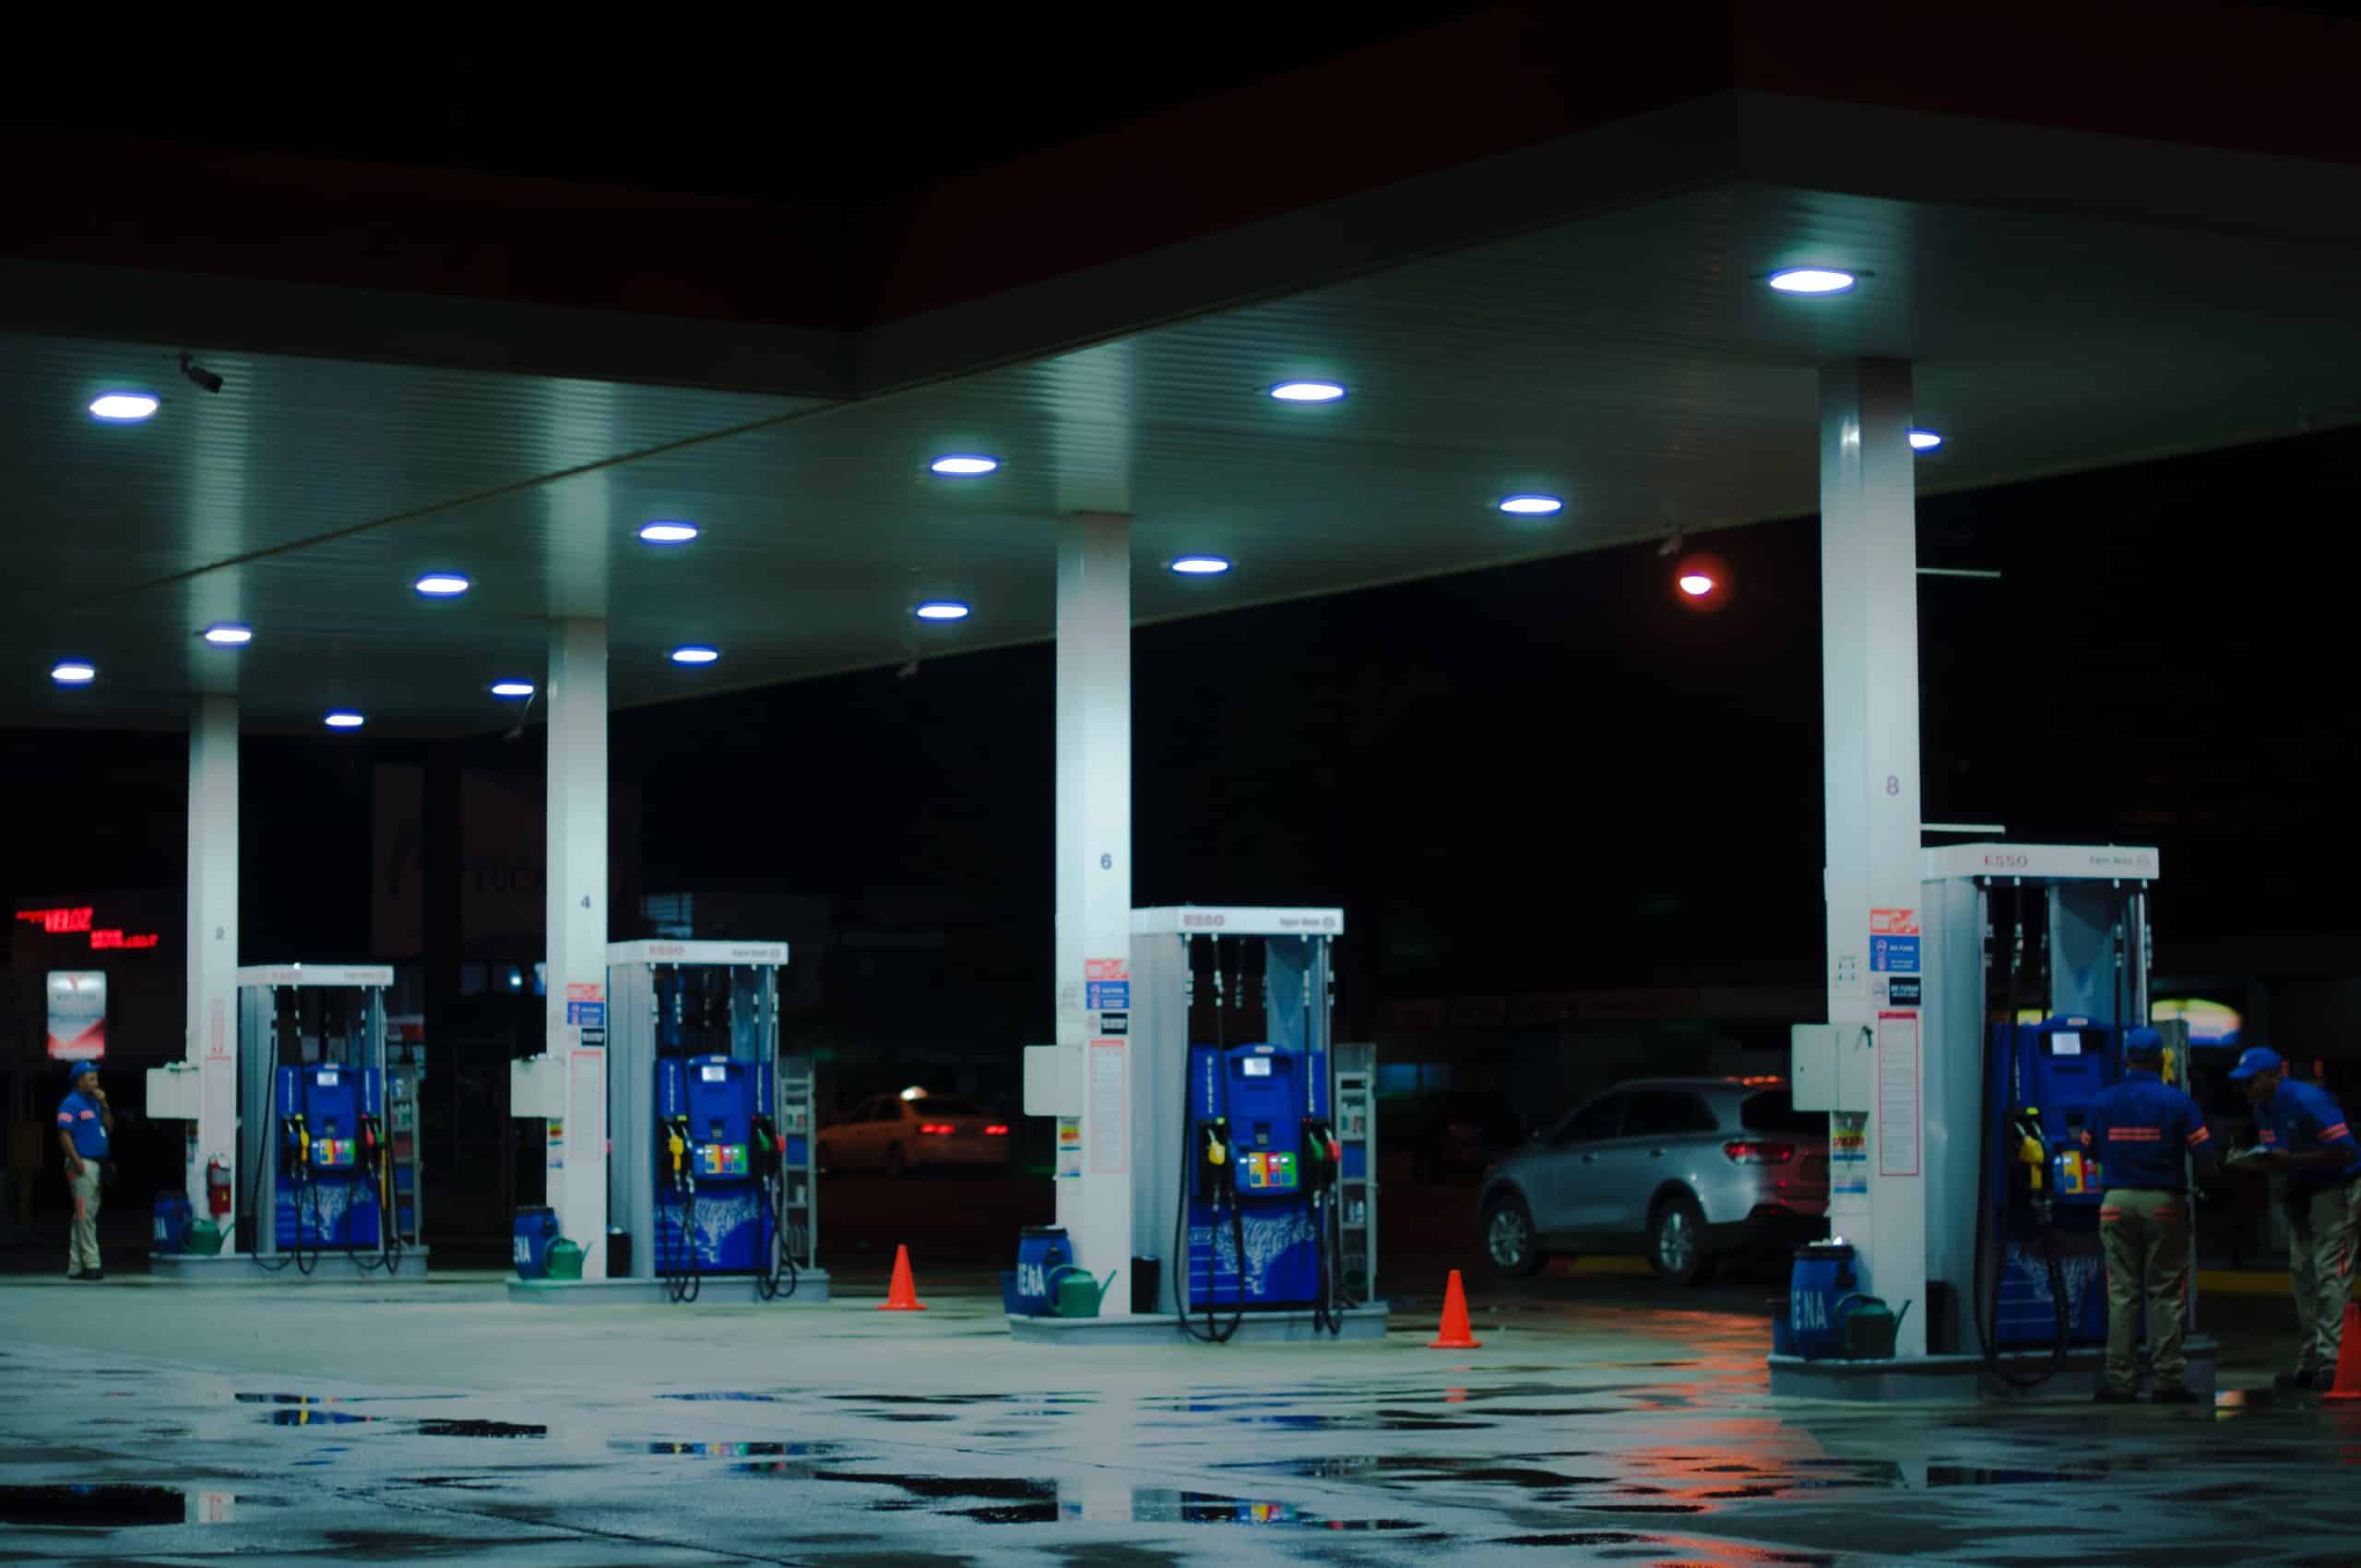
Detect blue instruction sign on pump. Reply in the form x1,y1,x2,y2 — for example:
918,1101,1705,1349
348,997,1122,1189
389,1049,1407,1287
1086,981,1129,1010
1869,935,1921,974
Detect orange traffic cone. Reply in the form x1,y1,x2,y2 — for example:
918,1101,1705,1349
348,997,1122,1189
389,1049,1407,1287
879,1244,928,1312
1427,1268,1482,1349
2326,1302,2360,1402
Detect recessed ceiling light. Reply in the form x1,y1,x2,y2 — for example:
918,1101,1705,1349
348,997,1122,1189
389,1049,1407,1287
638,521,699,543
1678,571,1716,598
913,601,971,622
670,645,721,665
1766,267,1856,295
89,393,159,422
930,455,1000,476
489,681,536,698
1498,494,1564,517
1169,556,1232,576
1908,429,1944,452
50,659,96,685
1268,380,1347,403
324,710,365,729
413,573,471,597
202,624,253,647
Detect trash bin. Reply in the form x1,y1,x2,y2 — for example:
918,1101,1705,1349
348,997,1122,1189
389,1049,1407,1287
606,1228,633,1279
153,1192,193,1253
1787,1241,1857,1360
1014,1226,1073,1316
513,1206,559,1279
1130,1256,1161,1315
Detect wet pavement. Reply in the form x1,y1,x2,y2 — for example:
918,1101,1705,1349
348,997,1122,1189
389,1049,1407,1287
2,1270,2356,1565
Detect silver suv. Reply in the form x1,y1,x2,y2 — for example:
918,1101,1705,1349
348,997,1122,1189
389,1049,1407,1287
1477,1078,1828,1286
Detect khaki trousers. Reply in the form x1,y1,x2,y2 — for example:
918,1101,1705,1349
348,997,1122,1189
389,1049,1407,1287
67,1160,102,1276
2288,1180,2361,1375
2100,1187,2189,1393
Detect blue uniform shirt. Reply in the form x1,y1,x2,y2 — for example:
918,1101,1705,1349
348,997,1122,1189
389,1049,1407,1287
2255,1078,2361,1190
2083,1069,2210,1192
55,1088,109,1159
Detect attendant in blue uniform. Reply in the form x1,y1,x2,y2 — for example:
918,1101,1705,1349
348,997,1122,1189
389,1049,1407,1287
2082,1029,2215,1403
54,1062,113,1280
2229,1048,2361,1391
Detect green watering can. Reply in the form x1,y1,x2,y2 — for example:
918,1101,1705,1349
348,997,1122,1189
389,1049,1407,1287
1834,1293,1912,1360
184,1218,226,1256
544,1238,587,1281
1047,1265,1118,1318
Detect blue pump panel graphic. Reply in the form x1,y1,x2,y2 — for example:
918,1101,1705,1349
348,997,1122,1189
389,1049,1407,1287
1184,1043,1324,1311
655,1055,769,1274
273,1064,385,1250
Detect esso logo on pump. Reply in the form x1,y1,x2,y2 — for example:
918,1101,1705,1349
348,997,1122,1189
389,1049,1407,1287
1981,852,2031,871
1182,913,1226,929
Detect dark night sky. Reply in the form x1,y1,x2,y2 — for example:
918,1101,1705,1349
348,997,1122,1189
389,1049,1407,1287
8,429,2358,1048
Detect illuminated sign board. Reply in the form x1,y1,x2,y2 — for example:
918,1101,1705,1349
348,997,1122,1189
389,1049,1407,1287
15,907,161,952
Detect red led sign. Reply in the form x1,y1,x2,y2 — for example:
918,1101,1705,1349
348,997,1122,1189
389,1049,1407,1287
15,908,160,951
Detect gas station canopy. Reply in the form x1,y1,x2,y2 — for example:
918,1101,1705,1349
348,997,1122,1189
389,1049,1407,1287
6,7,2357,731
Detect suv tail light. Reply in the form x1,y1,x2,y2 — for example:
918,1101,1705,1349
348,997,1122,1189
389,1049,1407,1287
918,1123,955,1136
983,1123,1009,1136
1723,1139,1796,1165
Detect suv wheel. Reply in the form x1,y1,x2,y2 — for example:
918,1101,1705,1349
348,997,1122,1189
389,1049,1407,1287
1649,1192,1714,1287
1482,1192,1546,1277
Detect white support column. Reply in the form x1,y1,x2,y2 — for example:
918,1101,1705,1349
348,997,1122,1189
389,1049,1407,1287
544,619,611,1279
1054,514,1133,1309
184,695,239,1214
1821,359,1928,1355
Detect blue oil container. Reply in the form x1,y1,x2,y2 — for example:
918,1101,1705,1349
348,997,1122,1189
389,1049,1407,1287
513,1206,560,1279
1787,1241,1857,1360
1014,1226,1073,1315
152,1192,193,1253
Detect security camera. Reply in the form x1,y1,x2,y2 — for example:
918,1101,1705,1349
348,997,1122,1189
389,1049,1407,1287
179,353,225,395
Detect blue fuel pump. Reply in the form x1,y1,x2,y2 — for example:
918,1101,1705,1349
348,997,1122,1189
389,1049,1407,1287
1180,1043,1338,1333
655,1054,773,1302
272,1063,389,1273
1978,1016,2118,1380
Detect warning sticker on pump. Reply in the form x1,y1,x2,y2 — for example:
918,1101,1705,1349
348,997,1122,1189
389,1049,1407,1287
565,981,602,1003
1086,958,1128,982
1886,977,1922,1006
1086,980,1129,1010
1870,909,1919,935
1869,934,1920,973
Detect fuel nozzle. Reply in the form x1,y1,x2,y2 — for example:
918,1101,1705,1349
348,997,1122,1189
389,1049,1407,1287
665,1116,689,1177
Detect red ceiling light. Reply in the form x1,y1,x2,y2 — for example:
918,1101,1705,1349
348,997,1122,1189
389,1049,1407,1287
1672,552,1728,608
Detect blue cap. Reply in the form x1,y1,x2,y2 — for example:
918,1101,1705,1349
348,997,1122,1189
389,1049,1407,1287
65,1060,96,1079
2228,1047,2284,1081
2124,1028,2164,1055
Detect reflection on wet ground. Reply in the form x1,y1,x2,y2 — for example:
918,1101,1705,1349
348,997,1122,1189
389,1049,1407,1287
6,1280,2360,1566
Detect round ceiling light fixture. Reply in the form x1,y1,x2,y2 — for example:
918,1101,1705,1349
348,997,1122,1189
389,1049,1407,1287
413,573,471,598
201,624,254,646
913,601,972,622
1908,429,1944,452
1498,494,1564,517
1677,570,1716,597
50,659,97,685
670,645,721,665
1766,267,1857,295
489,681,536,698
1169,555,1232,576
324,710,366,729
1267,381,1346,403
929,455,1000,476
89,392,160,422
638,520,699,544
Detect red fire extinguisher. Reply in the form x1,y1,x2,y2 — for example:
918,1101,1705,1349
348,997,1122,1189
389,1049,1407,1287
207,1158,232,1218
